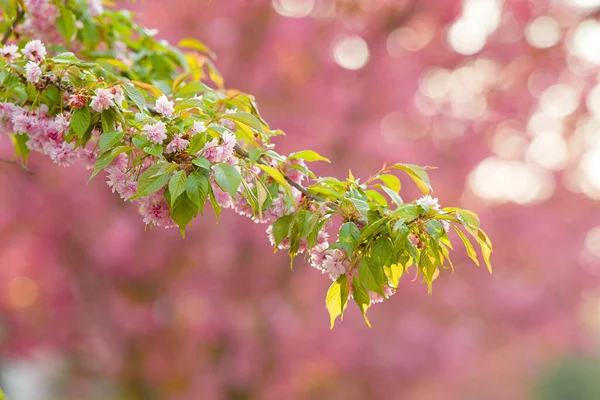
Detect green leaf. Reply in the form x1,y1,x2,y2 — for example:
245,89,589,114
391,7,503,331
419,247,438,293
326,274,349,329
101,109,117,132
171,193,198,237
477,228,493,273
381,186,403,206
169,170,188,206
132,134,150,148
378,174,401,192
393,163,433,195
427,220,445,240
452,225,479,267
131,162,176,199
371,236,393,267
56,7,76,46
192,157,211,170
358,257,386,296
178,38,216,57
257,164,291,195
272,214,294,248
213,163,242,196
384,263,404,289
224,112,264,133
351,277,372,327
288,150,330,163
338,222,360,255
143,144,163,158
186,170,209,210
71,107,91,137
123,84,146,112
98,131,124,154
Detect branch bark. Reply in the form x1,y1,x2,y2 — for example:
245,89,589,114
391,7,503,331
1,8,25,46
0,157,34,175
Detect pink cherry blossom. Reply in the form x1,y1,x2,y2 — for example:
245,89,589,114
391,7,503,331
88,0,104,16
155,95,174,118
22,40,46,63
110,86,125,106
191,121,207,135
142,121,168,144
90,88,115,113
200,131,236,163
0,44,19,62
25,61,42,83
137,192,176,228
68,94,88,109
416,195,441,211
165,134,189,153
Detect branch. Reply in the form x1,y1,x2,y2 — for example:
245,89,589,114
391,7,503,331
1,8,25,46
233,144,366,225
0,157,34,175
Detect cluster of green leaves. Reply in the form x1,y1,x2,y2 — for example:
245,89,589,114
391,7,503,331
0,0,493,327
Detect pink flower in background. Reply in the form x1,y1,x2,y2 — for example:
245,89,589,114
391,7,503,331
155,96,174,118
22,0,57,35
416,195,441,211
142,121,167,144
22,40,46,62
25,62,42,83
90,88,115,113
165,134,189,153
0,44,19,62
88,0,104,16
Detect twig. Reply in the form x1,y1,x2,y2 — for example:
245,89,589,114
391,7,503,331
1,8,25,46
0,157,34,175
233,144,366,225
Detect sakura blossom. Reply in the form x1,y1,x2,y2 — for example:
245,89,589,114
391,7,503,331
155,95,175,118
200,131,236,163
165,134,190,153
25,61,42,83
416,195,441,211
22,40,47,63
87,0,104,16
110,86,125,106
191,120,207,135
137,191,176,228
0,44,19,62
142,121,168,144
90,88,115,113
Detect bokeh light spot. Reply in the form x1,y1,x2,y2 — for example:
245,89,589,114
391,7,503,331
332,35,370,70
272,0,315,18
526,16,561,48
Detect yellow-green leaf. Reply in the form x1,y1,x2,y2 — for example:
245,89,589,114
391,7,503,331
326,274,349,329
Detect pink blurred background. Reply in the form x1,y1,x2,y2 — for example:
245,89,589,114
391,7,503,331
2,0,600,399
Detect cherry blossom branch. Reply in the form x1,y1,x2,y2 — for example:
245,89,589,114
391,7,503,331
0,157,34,175
1,7,25,46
